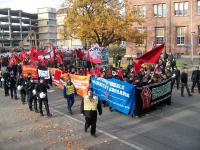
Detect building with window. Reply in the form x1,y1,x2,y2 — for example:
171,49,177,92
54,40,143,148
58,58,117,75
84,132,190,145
126,0,200,57
56,6,82,49
0,8,38,47
38,7,57,47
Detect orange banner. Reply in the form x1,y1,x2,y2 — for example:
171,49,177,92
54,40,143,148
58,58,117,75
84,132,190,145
49,68,90,97
22,65,38,79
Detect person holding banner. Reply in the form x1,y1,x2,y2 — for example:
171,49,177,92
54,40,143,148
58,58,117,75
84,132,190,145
63,77,76,115
36,78,52,117
80,88,102,137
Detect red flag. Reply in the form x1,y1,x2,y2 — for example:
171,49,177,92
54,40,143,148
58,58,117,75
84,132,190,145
30,47,45,62
57,54,63,64
54,70,62,81
20,51,28,62
135,44,164,64
76,49,85,60
8,57,15,67
134,44,165,73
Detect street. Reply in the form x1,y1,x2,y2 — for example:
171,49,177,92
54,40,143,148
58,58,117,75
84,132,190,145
0,86,200,150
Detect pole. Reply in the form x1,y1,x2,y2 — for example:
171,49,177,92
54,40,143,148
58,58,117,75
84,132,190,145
191,32,195,64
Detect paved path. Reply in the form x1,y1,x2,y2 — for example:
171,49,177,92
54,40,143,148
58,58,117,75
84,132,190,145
0,86,200,150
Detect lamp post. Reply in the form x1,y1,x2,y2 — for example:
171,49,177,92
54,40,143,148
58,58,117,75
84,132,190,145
191,32,195,64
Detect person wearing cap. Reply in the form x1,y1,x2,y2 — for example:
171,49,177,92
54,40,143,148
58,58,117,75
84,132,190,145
36,78,52,117
80,89,102,137
63,77,76,115
191,66,200,93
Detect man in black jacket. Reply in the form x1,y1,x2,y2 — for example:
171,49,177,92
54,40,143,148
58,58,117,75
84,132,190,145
17,75,26,104
191,66,200,93
181,68,192,97
80,89,102,137
9,72,18,99
3,69,10,96
36,78,52,117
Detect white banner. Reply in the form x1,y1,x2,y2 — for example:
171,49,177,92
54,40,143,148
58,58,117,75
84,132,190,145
38,69,50,79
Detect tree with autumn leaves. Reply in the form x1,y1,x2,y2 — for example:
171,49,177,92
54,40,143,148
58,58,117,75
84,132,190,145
62,0,145,48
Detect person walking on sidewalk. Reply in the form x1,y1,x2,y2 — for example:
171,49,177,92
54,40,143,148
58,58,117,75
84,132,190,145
81,88,102,137
191,66,200,93
63,77,76,115
181,68,192,97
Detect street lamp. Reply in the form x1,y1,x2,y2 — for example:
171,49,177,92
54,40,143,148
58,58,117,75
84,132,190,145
191,32,195,65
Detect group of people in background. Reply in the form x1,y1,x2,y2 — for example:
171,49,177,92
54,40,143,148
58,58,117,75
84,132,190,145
0,68,52,117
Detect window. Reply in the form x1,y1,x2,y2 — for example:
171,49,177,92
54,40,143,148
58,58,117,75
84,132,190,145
136,27,145,46
176,27,186,45
198,0,200,15
198,26,200,44
155,28,165,44
134,5,146,17
154,3,167,17
174,2,188,16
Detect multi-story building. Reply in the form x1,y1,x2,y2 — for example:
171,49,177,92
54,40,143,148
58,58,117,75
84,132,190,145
0,8,38,47
126,0,200,57
56,6,82,49
38,7,57,47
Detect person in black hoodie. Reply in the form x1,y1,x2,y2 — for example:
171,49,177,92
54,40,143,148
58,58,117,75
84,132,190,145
181,68,192,97
27,78,37,111
36,78,52,117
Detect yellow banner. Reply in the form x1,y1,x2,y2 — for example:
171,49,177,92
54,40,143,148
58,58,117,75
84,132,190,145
49,68,90,97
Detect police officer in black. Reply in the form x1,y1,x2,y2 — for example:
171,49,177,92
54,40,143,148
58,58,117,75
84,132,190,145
181,68,192,97
17,75,26,104
27,78,38,111
9,72,18,99
191,66,200,93
80,89,102,137
3,69,10,96
36,78,52,117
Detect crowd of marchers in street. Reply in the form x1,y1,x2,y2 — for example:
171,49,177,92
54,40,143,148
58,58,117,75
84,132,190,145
0,50,200,137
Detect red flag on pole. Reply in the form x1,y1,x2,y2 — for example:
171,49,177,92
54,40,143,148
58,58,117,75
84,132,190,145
134,44,165,73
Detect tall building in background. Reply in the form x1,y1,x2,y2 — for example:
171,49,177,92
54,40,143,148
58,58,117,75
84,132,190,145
0,8,38,48
126,0,200,57
38,7,57,47
56,6,82,49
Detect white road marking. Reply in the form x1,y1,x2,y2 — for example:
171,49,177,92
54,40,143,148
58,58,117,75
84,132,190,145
51,108,144,150
47,90,55,93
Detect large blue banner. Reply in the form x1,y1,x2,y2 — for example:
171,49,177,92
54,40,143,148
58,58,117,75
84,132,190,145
91,77,135,115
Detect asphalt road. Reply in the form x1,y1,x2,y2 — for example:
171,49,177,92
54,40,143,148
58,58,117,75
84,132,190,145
47,86,200,150
0,86,200,150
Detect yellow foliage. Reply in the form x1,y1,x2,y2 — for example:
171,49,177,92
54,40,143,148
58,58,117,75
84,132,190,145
63,0,145,47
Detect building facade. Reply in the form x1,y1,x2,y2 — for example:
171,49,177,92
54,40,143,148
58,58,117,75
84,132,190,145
0,8,38,47
56,7,82,49
126,0,200,57
38,7,57,47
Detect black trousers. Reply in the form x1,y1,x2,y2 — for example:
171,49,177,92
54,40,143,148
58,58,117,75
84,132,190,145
85,112,97,135
10,86,17,99
4,85,9,96
39,96,50,115
191,81,200,93
181,83,191,96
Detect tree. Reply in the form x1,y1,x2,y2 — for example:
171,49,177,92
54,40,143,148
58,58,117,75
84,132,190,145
63,0,145,47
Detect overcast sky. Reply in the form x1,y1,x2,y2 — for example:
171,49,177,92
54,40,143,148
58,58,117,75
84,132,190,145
0,0,64,13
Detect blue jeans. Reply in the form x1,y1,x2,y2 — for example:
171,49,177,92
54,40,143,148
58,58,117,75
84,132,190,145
66,96,74,113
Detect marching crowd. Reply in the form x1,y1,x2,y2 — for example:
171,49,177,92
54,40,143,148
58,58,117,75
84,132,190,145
0,50,200,137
